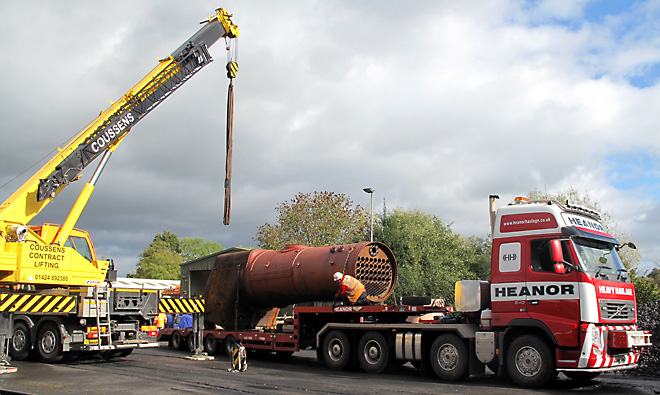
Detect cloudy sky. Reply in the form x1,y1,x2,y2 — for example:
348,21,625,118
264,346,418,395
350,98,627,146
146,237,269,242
1,0,659,276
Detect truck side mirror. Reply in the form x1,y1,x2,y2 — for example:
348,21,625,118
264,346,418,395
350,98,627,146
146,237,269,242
550,239,571,274
550,239,563,263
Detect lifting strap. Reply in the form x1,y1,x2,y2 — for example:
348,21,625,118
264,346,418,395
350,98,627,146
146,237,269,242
223,60,238,225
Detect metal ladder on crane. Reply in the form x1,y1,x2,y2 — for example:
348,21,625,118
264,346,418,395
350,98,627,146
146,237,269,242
93,286,113,350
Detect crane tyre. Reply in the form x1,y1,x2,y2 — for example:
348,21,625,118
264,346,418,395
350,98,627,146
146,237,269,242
322,330,351,370
506,334,556,388
429,333,469,381
10,321,32,361
36,323,63,363
358,331,390,374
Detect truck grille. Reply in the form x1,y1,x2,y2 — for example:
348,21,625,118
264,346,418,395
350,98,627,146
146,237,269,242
600,299,634,321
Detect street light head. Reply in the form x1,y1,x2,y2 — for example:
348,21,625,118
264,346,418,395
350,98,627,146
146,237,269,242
363,188,374,194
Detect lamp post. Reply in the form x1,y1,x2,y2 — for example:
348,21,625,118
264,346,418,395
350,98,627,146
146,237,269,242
363,188,374,242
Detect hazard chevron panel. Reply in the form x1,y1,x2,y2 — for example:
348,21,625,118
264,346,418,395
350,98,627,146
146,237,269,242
159,298,204,314
0,293,77,314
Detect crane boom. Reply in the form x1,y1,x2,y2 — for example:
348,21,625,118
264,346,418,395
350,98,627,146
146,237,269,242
0,7,238,288
0,8,238,226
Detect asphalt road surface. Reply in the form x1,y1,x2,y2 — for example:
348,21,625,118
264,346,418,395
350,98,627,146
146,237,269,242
0,345,659,394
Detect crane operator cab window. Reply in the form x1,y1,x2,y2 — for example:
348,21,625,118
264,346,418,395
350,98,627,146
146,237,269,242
65,236,93,261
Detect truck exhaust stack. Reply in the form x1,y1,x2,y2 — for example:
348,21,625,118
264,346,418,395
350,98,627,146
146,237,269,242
203,242,398,329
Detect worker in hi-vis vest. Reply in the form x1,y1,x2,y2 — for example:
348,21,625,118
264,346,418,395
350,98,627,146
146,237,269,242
333,272,371,306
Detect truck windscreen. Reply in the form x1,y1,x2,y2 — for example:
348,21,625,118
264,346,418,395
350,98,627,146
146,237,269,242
572,238,629,283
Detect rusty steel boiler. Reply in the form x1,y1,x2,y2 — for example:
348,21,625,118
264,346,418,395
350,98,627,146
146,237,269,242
203,241,397,329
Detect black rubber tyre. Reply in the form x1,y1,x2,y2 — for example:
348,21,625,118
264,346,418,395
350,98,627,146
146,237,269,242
224,335,237,357
36,323,63,363
322,330,351,370
429,334,469,381
564,371,601,383
170,331,184,350
357,331,390,374
187,333,196,352
117,348,133,357
506,334,556,388
10,321,32,361
204,334,218,355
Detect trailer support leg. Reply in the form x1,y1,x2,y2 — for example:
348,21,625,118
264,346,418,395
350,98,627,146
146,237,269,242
184,313,214,361
0,313,17,374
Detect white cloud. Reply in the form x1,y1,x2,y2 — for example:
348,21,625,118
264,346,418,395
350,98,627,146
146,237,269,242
1,0,659,276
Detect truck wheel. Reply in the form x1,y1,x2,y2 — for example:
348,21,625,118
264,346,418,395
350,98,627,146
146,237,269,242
563,371,600,383
506,334,556,388
224,335,237,357
204,334,218,355
358,331,390,374
170,331,184,350
10,321,32,361
36,323,63,363
322,330,351,370
429,334,469,381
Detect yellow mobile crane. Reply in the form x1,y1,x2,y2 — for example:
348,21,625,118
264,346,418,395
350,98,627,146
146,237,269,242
0,8,238,365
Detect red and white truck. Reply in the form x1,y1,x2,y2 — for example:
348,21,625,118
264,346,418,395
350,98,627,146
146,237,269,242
159,196,651,388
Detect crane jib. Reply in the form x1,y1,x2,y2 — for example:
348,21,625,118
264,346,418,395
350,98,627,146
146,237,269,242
36,43,214,202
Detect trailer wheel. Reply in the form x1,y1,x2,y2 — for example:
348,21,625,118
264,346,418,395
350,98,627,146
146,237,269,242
358,331,390,374
506,334,556,388
36,323,63,363
322,330,351,370
187,333,196,352
429,334,469,381
224,335,237,357
10,321,31,361
170,331,184,350
204,334,218,355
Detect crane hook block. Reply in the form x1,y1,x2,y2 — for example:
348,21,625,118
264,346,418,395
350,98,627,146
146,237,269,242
226,61,239,79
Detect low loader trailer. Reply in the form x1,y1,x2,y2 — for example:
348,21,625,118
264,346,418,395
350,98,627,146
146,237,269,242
160,196,652,388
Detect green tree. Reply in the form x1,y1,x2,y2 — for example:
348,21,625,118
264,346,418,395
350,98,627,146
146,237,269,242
633,276,660,304
254,191,370,249
376,208,490,305
132,231,223,279
154,230,181,254
180,238,223,261
133,238,183,280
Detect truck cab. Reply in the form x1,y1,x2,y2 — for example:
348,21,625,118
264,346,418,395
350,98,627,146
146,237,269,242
489,197,649,380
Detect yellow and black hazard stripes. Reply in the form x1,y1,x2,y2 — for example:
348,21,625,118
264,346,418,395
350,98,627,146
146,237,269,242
159,298,204,314
0,293,77,313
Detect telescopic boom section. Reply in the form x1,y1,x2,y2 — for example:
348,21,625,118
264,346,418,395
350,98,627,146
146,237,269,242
0,8,239,226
